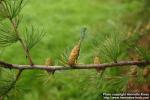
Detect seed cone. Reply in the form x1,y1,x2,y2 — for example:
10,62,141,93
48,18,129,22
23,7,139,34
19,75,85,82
68,42,81,66
130,65,137,76
143,67,150,78
68,27,86,66
94,56,101,72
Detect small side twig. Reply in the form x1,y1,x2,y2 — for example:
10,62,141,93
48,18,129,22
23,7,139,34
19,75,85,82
0,10,34,97
9,19,34,66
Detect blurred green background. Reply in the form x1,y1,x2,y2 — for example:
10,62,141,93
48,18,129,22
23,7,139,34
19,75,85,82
0,0,149,100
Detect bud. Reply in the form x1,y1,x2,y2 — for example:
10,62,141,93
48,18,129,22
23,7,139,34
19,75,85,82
130,65,137,76
127,79,134,89
0,96,3,100
93,56,101,72
45,58,54,74
143,67,150,78
94,56,100,64
45,58,53,66
142,84,150,92
127,31,132,37
146,24,150,30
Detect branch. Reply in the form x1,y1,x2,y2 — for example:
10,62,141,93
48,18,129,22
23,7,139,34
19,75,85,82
0,60,149,72
2,18,34,97
0,4,34,96
9,19,34,66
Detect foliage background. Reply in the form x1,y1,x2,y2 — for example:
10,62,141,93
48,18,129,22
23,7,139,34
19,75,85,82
0,0,149,100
